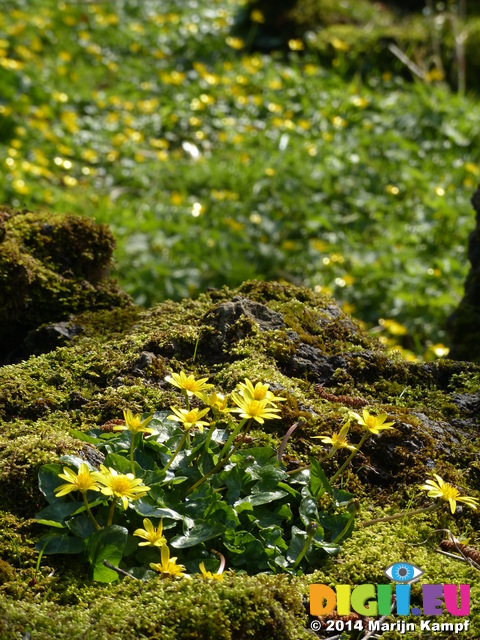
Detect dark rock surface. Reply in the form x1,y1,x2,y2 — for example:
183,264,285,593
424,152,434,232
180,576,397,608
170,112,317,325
447,185,480,361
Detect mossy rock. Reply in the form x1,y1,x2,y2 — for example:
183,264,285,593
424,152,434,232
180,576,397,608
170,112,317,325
0,206,131,362
1,275,479,639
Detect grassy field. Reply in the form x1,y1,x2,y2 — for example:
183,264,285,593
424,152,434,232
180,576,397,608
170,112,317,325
1,0,480,358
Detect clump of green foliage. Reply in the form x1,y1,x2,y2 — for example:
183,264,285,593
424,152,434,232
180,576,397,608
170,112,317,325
35,371,479,585
1,0,480,356
35,374,360,581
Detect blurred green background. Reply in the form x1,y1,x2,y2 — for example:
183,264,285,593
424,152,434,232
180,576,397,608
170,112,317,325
1,0,480,359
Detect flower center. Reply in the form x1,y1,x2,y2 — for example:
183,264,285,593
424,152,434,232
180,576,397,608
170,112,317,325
111,477,133,494
77,472,95,491
442,485,459,500
183,378,197,391
247,400,262,416
366,416,377,428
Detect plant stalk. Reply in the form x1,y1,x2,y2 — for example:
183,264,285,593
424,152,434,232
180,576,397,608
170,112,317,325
83,493,102,531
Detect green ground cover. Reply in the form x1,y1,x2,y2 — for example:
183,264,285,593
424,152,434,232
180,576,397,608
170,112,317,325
1,0,480,357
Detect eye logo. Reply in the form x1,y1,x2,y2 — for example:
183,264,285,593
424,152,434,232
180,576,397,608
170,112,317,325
384,562,424,583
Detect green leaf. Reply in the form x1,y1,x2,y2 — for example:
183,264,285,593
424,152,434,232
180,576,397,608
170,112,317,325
70,429,103,445
35,519,66,529
59,455,96,471
86,525,128,583
38,464,64,504
234,490,287,507
253,464,287,492
36,533,85,555
286,526,307,563
148,412,184,444
170,520,225,549
132,498,187,523
299,495,320,527
309,457,333,496
333,488,354,506
318,512,352,541
66,515,98,539
35,501,85,524
258,525,288,552
103,453,133,474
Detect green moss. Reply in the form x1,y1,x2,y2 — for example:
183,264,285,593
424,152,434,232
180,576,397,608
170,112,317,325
1,278,479,638
0,207,130,358
0,574,310,640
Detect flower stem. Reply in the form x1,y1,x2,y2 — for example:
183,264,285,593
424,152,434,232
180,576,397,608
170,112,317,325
164,430,189,472
182,391,191,447
331,514,355,544
83,493,102,531
292,522,317,570
360,503,440,527
185,421,251,496
129,433,136,475
218,418,247,459
107,497,117,526
329,432,369,484
189,422,216,460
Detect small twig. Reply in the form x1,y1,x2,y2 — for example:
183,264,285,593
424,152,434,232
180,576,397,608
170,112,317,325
436,549,470,563
103,559,139,579
410,528,455,546
360,503,439,527
278,419,304,464
388,43,425,80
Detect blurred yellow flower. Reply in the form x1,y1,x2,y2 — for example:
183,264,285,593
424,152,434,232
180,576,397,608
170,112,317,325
231,394,281,424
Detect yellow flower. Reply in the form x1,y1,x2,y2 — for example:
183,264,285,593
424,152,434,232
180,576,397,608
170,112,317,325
199,561,223,581
92,465,150,510
133,518,166,547
55,463,100,497
165,371,213,397
237,379,286,405
420,474,479,514
250,9,265,23
198,390,231,414
231,393,281,424
349,409,395,435
114,409,154,435
314,422,356,456
150,545,186,578
168,406,210,432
